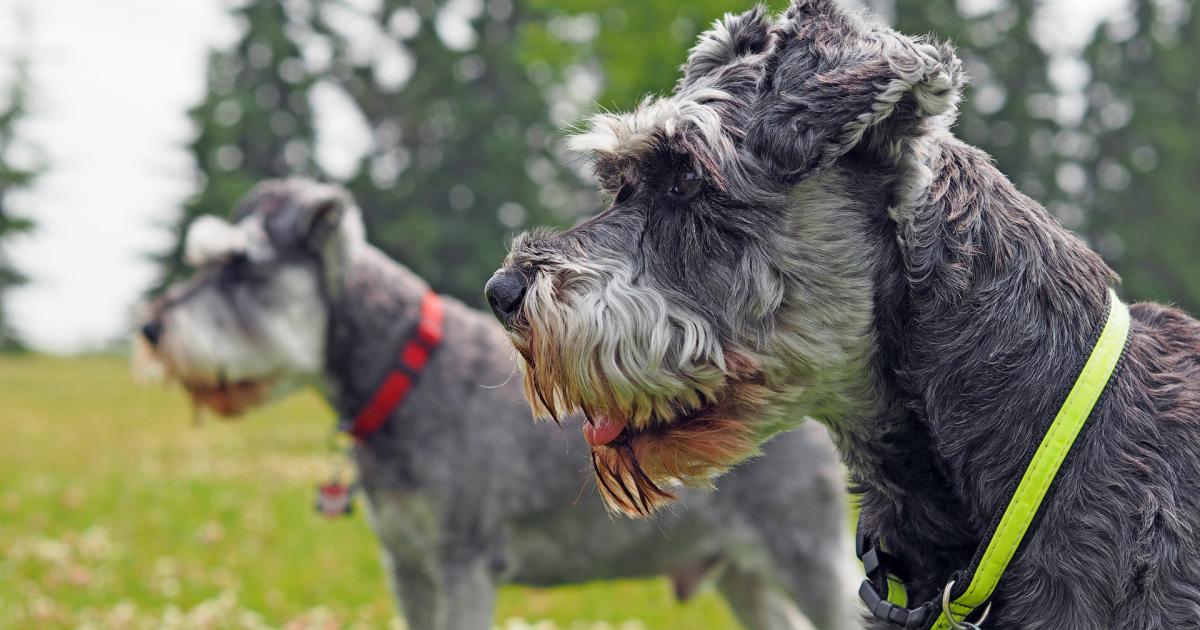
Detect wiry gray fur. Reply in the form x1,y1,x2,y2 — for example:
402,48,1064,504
140,179,859,630
491,1,1200,627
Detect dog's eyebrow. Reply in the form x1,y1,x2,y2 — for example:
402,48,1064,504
568,88,735,163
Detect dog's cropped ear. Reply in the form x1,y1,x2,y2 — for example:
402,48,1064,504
677,5,774,90
296,182,368,293
747,0,965,180
297,185,352,250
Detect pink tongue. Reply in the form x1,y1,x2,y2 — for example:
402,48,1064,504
583,414,627,446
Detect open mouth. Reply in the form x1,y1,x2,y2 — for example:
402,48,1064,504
582,413,628,446
182,375,276,417
581,398,761,517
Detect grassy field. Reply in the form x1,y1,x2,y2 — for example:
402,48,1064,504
0,354,740,629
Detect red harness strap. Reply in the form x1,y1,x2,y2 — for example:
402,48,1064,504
348,291,445,441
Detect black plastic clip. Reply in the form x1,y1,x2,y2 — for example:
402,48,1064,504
856,523,928,628
859,579,929,628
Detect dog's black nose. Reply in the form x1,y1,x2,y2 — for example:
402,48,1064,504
140,321,163,347
485,269,527,323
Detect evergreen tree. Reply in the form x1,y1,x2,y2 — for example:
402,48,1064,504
1080,0,1199,311
521,0,766,109
313,0,585,305
0,53,39,352
149,0,318,295
892,0,1061,204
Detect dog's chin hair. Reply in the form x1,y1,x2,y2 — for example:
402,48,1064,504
591,441,675,517
591,414,762,517
514,257,726,427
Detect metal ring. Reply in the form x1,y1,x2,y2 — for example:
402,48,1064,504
941,580,993,629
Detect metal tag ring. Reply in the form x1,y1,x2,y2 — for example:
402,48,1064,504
941,580,993,630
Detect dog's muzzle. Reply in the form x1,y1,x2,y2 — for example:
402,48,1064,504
484,268,527,325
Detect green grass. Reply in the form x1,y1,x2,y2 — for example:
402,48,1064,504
0,355,740,629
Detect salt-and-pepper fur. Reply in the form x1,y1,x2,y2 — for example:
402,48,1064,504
139,179,859,630
492,1,1200,628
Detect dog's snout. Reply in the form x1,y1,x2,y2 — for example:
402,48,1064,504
140,321,163,347
485,269,527,324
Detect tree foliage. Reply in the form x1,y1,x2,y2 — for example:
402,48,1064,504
1080,0,1199,312
520,0,767,109
148,0,318,296
0,53,39,352
312,0,584,304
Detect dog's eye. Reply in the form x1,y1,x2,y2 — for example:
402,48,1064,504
614,182,636,205
225,252,254,275
668,169,703,201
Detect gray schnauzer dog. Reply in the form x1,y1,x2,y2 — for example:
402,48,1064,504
136,178,858,630
487,1,1200,628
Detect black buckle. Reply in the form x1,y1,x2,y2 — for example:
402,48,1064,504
856,522,927,628
857,529,910,586
859,579,929,628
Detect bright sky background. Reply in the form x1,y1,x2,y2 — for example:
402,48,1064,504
0,0,1124,353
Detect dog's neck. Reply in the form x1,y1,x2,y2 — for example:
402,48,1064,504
319,244,433,423
841,133,1118,597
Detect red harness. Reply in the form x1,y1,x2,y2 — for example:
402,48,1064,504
347,290,445,441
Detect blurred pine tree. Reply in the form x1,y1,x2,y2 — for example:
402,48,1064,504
1081,0,1199,312
520,1,765,112
148,0,318,296
312,0,585,305
0,53,39,352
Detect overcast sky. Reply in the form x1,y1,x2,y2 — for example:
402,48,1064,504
0,0,1123,353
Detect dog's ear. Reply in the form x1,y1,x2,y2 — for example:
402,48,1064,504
285,181,365,295
747,0,965,180
677,5,774,89
274,180,361,254
298,187,350,250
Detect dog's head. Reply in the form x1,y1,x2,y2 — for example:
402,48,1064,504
134,179,366,417
486,0,964,516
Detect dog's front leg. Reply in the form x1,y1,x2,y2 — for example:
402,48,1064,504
437,559,499,630
366,491,501,629
365,491,451,628
381,557,497,630
384,555,440,630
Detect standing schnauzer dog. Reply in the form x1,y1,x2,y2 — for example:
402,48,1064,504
487,1,1200,628
137,179,858,630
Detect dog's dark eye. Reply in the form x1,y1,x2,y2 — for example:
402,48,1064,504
224,252,254,277
668,169,703,201
614,182,636,205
